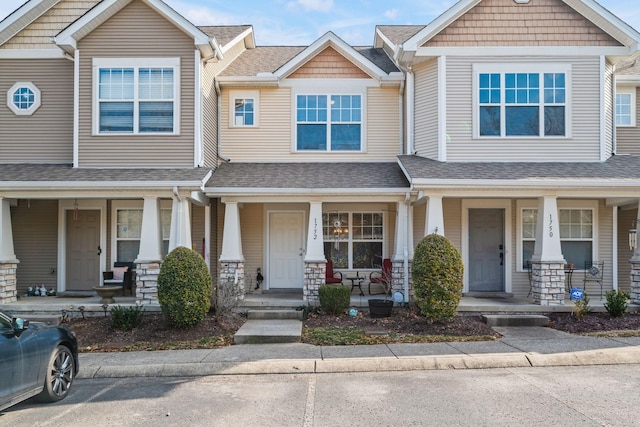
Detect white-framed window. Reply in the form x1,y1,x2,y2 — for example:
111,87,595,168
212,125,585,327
474,64,570,138
296,94,362,151
230,90,258,127
112,201,172,263
6,82,41,116
518,201,596,270
322,211,383,269
616,89,636,127
93,58,180,135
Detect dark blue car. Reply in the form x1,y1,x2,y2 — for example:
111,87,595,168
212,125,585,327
0,310,78,411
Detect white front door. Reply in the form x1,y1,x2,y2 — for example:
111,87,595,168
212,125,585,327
268,212,304,289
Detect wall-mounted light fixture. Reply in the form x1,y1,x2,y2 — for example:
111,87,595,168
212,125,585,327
629,219,639,251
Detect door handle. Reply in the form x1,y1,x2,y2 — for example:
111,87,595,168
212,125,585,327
499,252,504,266
97,246,102,255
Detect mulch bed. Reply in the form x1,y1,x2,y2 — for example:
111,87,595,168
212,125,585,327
548,311,640,334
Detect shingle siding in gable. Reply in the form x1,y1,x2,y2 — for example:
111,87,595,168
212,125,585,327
289,46,370,79
424,0,621,47
413,59,439,160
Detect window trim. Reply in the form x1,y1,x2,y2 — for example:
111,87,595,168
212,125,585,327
516,200,598,272
615,88,636,127
473,63,572,139
6,81,41,116
92,58,180,136
229,90,259,127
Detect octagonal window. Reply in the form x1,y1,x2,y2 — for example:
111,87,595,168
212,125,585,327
7,82,41,115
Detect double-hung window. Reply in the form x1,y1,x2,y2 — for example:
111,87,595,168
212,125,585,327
296,94,362,151
94,58,180,134
322,211,383,269
113,203,172,263
616,89,636,127
476,65,569,138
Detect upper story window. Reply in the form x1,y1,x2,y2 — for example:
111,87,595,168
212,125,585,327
93,58,180,135
475,64,570,138
6,82,41,116
296,94,362,151
230,90,259,127
616,89,636,127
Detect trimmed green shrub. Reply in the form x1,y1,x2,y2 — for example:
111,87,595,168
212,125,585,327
318,285,350,315
412,233,464,320
604,289,629,317
110,305,144,331
158,246,212,328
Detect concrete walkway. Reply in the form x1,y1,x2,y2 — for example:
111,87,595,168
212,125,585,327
77,327,640,379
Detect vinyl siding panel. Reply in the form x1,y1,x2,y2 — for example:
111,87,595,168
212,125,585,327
240,203,264,292
12,199,58,293
446,56,601,162
615,87,640,154
77,1,195,168
0,59,73,163
617,208,635,293
414,59,439,159
220,86,401,162
594,200,614,297
604,62,614,158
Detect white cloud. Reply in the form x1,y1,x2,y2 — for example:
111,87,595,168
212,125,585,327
384,8,399,20
287,0,334,13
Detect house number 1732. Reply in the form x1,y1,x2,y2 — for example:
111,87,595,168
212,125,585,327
548,213,554,237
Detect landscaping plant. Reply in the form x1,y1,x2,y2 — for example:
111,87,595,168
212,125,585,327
412,233,464,320
318,285,351,315
158,246,212,328
572,293,592,321
110,304,144,331
604,289,629,317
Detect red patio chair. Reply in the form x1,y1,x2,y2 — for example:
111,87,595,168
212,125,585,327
325,259,343,284
369,258,392,295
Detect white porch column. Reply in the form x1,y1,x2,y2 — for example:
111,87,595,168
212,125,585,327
630,200,640,303
219,201,244,302
169,197,192,251
135,196,163,304
531,195,566,305
0,198,19,303
425,195,444,236
304,201,325,302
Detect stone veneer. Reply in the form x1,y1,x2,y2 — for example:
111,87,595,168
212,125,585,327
135,260,161,304
304,261,325,303
530,261,565,305
219,261,245,301
0,261,19,303
630,260,640,304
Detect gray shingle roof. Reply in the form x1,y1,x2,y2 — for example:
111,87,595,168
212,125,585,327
353,47,399,74
376,25,426,46
205,162,409,190
398,155,640,182
198,25,251,48
219,46,305,76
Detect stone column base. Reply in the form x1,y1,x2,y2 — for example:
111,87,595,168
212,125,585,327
531,261,565,306
0,261,19,303
218,261,245,303
391,262,405,298
630,260,640,304
135,260,161,304
304,261,325,303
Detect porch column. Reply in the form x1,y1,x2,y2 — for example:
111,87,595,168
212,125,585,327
0,198,19,303
531,195,566,305
219,201,245,302
304,201,325,303
392,201,408,297
424,195,444,236
135,196,163,304
169,197,192,251
630,200,640,304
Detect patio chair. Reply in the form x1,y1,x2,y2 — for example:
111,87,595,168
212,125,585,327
369,258,392,295
103,262,135,296
583,261,604,299
325,259,343,284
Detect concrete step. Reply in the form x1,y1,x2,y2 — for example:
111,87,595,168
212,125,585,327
234,319,302,344
26,315,63,326
247,309,304,320
482,314,550,327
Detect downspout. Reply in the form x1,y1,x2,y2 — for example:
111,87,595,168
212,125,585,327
214,78,230,163
394,61,414,155
173,186,182,247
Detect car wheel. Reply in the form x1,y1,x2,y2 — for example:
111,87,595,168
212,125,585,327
37,345,75,402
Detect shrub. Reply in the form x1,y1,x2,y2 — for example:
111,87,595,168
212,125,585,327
604,289,629,317
110,305,144,331
318,285,350,315
572,293,592,321
412,233,464,320
157,246,212,328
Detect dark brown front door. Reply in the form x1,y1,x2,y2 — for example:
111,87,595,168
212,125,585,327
66,210,100,291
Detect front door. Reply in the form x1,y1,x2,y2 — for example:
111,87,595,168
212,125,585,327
65,210,100,291
268,212,304,289
468,208,504,292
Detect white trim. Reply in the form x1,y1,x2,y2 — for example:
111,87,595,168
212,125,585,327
73,49,79,168
437,56,447,161
194,50,203,167
405,70,414,155
414,46,637,58
461,199,512,294
229,90,260,128
613,205,618,291
600,56,607,162
0,49,66,59
6,82,41,116
220,27,255,53
615,87,636,127
0,0,57,46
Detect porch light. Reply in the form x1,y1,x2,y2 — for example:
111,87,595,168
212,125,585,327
629,219,639,251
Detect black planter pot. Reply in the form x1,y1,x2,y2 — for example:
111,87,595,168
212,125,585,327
368,299,394,318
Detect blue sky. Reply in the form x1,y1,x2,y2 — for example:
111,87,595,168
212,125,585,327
1,0,639,46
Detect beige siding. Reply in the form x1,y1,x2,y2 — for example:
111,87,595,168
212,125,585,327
617,208,635,293
290,47,370,79
239,203,264,292
2,1,101,49
443,198,462,251
13,200,58,293
191,205,206,257
604,62,614,158
413,59,439,159
594,200,614,297
425,0,621,47
0,59,73,163
615,87,640,154
77,1,195,167
220,86,400,162
446,56,601,162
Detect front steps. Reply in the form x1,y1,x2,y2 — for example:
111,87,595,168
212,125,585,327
482,314,550,327
234,310,303,344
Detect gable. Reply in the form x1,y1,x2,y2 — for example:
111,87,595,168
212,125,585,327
423,0,622,48
289,46,370,79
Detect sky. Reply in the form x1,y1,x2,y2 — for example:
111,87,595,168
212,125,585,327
1,0,639,46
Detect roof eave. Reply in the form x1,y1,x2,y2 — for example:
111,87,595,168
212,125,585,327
216,75,280,87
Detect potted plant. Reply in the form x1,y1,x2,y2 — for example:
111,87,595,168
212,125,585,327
368,262,393,318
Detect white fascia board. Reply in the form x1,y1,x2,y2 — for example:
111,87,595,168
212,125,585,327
1,180,208,190
0,49,66,59
220,26,255,54
206,187,410,196
373,27,398,54
216,76,279,87
564,0,640,49
0,0,57,46
274,31,389,80
414,46,636,58
403,0,481,52
409,178,640,189
617,75,640,85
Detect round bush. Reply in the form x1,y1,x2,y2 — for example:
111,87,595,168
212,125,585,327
412,234,464,320
158,246,212,328
318,285,351,314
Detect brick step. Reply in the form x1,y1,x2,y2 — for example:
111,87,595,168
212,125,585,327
482,314,550,327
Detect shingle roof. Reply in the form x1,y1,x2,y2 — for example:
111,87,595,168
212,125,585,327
376,25,426,46
219,46,305,76
398,155,640,182
205,162,409,190
198,25,251,48
353,47,399,74
617,61,640,76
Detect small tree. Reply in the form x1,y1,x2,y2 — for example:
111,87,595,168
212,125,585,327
158,246,212,328
412,233,464,320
